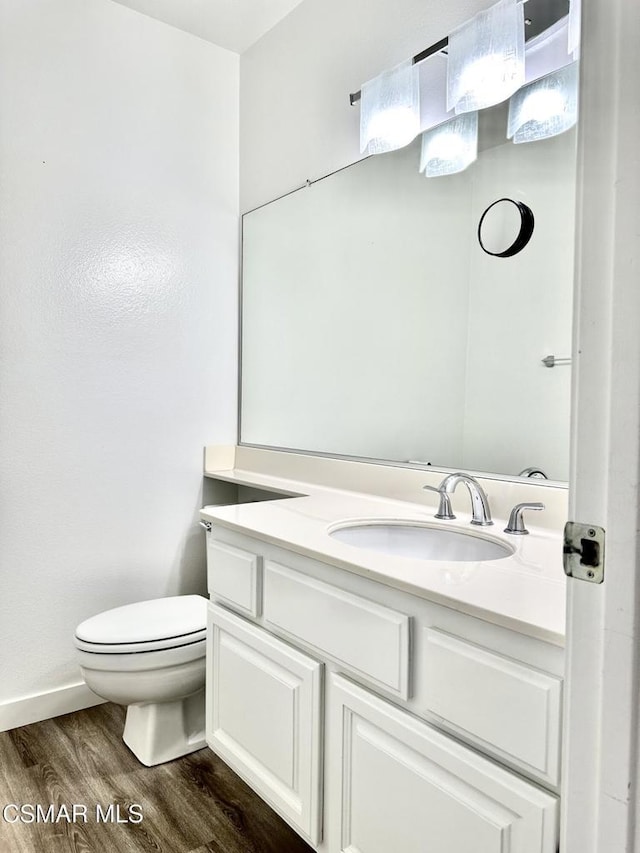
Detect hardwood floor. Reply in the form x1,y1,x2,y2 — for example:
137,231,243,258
0,703,314,853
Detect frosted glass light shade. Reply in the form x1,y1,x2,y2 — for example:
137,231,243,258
447,0,525,114
419,112,478,177
508,62,578,143
360,60,420,155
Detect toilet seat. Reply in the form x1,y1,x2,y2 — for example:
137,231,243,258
74,632,206,654
76,637,206,672
74,595,207,655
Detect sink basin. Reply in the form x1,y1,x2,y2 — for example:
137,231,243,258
329,521,513,562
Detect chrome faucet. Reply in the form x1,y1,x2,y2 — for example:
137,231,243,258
423,473,493,526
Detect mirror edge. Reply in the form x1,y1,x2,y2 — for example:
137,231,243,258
237,441,569,489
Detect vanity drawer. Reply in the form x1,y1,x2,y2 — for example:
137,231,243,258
263,560,411,700
207,538,261,618
422,628,562,786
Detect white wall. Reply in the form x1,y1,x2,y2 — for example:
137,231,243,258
0,0,238,728
240,0,497,212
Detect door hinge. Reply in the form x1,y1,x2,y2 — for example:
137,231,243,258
563,522,605,584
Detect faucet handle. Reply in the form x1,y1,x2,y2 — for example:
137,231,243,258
504,502,545,535
422,485,456,520
518,467,548,479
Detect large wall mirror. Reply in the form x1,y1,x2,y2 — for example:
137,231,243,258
240,102,576,482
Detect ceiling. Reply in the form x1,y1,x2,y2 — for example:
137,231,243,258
111,0,306,53
111,0,571,61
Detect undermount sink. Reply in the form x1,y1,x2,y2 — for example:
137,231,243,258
328,521,514,562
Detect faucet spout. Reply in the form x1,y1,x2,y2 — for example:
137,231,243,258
438,473,493,526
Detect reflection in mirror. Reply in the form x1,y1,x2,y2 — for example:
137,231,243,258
240,103,576,482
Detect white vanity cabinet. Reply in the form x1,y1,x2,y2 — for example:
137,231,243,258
204,525,562,853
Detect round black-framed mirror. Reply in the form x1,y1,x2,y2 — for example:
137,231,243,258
477,198,535,258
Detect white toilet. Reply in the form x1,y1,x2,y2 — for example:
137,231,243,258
74,594,208,767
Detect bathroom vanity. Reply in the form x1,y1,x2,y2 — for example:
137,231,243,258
200,449,565,853
214,10,574,847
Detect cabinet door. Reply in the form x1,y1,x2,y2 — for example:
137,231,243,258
206,603,323,846
207,537,261,618
328,674,558,853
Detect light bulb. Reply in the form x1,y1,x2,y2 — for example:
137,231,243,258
366,106,420,151
419,112,478,177
424,132,467,162
455,53,522,111
518,88,567,124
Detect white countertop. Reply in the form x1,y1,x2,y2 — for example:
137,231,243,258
201,467,566,646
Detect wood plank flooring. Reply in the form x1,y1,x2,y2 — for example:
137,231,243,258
0,703,314,853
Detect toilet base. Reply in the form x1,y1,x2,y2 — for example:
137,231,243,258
122,688,206,766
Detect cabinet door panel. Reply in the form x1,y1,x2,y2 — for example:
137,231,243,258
207,538,261,617
264,560,411,699
423,628,562,786
207,603,323,846
329,674,558,853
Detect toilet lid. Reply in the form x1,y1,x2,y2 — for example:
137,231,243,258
75,595,207,650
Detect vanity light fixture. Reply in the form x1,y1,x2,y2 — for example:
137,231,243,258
418,54,454,134
447,0,525,114
360,60,420,155
568,0,581,57
414,14,571,137
419,111,478,177
523,15,573,85
507,61,578,143
351,0,571,163
348,0,562,109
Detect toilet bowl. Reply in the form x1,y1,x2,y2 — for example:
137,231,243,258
74,595,208,767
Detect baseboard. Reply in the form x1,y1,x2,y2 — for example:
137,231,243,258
0,682,106,733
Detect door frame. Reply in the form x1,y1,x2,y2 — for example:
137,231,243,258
563,1,640,851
